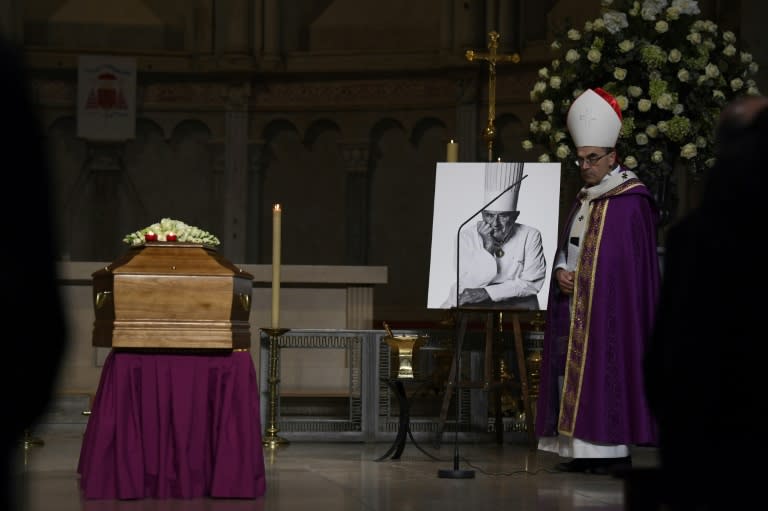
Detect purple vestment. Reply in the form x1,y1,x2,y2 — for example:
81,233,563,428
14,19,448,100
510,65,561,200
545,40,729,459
534,177,660,446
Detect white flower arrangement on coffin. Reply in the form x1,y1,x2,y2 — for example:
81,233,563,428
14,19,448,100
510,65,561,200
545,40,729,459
122,218,221,247
522,0,760,221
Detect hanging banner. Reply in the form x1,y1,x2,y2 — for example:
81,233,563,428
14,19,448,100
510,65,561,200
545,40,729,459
77,55,136,141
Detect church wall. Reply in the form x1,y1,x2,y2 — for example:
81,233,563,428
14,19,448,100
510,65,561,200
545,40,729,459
6,0,768,398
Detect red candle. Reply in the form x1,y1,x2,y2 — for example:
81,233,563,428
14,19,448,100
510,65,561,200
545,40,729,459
145,231,158,242
166,232,178,242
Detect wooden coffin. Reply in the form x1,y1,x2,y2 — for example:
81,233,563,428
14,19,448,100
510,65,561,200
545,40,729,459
92,243,254,349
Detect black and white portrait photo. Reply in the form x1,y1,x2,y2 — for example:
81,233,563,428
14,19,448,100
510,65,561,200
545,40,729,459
427,162,561,310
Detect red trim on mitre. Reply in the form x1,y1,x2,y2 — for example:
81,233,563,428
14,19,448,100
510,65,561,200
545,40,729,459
593,87,622,121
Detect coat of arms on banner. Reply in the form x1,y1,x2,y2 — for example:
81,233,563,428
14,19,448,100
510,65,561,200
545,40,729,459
77,55,137,141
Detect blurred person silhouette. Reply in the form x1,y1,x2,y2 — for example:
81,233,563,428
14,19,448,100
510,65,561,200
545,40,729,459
644,94,768,510
0,35,68,510
442,161,546,310
535,88,660,475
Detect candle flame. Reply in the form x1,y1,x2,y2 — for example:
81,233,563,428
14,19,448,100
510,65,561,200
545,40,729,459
273,203,281,211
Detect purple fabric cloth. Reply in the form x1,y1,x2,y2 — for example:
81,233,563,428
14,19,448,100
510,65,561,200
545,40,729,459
77,350,267,500
535,177,660,446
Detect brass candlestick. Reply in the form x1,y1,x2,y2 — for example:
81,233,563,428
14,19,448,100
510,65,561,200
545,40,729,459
261,327,290,449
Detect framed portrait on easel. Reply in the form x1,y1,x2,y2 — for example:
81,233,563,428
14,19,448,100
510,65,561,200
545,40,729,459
426,162,561,311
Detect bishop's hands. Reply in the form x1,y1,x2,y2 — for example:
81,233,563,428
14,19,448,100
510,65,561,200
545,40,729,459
555,268,575,295
457,287,491,305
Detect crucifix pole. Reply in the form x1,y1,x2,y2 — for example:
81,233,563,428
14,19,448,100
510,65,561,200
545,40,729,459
466,31,520,162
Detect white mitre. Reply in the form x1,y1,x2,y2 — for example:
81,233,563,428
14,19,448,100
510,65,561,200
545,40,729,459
566,88,623,147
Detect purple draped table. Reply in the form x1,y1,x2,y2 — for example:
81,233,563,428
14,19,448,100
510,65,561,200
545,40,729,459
77,350,267,500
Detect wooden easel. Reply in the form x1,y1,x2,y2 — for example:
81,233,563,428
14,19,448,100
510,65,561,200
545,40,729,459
434,307,535,448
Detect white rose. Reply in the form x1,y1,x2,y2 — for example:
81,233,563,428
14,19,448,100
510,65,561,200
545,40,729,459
550,76,562,89
730,78,744,91
723,44,736,57
655,20,669,33
538,153,551,163
614,67,627,80
628,86,643,97
651,150,664,164
623,155,638,169
556,144,571,159
635,133,649,145
741,52,753,64
723,31,736,43
566,49,580,63
587,48,602,63
638,98,652,112
554,131,567,142
541,99,554,115
522,140,534,150
538,67,549,79
618,39,635,53
568,29,582,40
616,95,629,110
687,31,701,44
668,49,682,63
539,121,552,133
680,143,697,159
677,68,690,82
646,124,659,137
696,136,707,148
656,92,674,110
673,104,684,115
665,7,680,20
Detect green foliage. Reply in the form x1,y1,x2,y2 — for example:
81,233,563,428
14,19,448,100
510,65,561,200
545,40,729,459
522,0,760,184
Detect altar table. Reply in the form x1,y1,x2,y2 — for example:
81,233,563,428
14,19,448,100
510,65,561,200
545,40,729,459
77,350,266,500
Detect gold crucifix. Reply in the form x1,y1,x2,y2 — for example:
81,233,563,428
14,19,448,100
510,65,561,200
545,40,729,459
466,31,521,162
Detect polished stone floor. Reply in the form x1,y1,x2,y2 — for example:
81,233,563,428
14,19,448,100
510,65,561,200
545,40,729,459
13,430,661,511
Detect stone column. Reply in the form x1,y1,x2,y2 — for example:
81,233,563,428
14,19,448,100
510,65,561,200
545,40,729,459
191,1,214,53
79,143,134,261
346,286,374,329
456,78,480,162
263,0,280,58
341,142,370,264
216,0,250,54
485,0,498,36
246,142,266,263
439,0,454,54
0,0,22,43
497,0,521,53
252,0,264,55
221,83,251,263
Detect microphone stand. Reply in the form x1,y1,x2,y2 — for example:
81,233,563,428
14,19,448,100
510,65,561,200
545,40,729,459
437,170,527,479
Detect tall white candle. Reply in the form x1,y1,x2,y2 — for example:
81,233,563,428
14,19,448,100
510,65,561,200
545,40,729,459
446,139,459,162
272,204,281,328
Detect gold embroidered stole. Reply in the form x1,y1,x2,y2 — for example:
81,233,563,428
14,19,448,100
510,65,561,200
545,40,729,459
557,179,644,435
